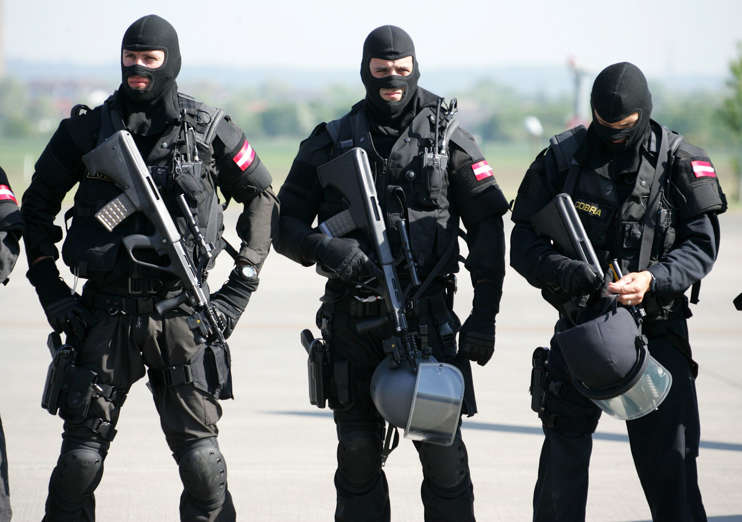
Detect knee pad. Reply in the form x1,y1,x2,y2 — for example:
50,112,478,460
176,438,228,510
417,435,470,491
49,444,105,498
337,431,382,491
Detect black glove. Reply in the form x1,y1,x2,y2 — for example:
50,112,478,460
314,236,380,283
557,259,602,297
27,257,92,340
210,266,259,339
458,280,500,366
459,314,495,366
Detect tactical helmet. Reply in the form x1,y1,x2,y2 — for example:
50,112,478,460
555,303,672,420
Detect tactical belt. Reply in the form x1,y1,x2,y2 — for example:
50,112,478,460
101,277,178,296
348,296,385,318
83,291,157,316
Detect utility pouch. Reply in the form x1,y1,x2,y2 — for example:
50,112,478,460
530,347,549,414
60,366,99,423
41,333,77,415
332,358,352,409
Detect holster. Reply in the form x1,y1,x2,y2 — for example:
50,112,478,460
306,335,331,408
41,332,77,416
530,346,549,415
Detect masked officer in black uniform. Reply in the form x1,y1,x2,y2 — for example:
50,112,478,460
276,25,508,522
21,15,276,522
510,62,726,522
0,169,23,522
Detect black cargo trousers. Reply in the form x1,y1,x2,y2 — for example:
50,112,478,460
319,289,476,522
44,283,235,522
532,319,706,522
0,416,10,522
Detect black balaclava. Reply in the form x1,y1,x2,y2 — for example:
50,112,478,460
119,15,181,135
589,62,652,154
360,25,420,123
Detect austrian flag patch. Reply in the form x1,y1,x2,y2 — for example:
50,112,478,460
233,139,256,171
0,185,17,205
691,160,716,178
471,160,493,181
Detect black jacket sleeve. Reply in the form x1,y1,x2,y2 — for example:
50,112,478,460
447,127,509,315
647,213,718,297
0,168,22,284
21,113,96,262
274,126,329,266
509,150,570,291
212,115,277,269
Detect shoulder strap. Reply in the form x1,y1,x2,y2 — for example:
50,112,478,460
637,126,683,271
178,94,225,146
97,97,125,145
547,125,587,195
326,109,369,153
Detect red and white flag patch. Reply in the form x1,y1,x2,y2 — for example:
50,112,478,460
691,160,716,178
233,139,256,172
471,160,493,181
0,185,17,205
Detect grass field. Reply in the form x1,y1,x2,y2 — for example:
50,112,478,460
1,135,738,207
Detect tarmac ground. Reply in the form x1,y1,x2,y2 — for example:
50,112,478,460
1,211,741,521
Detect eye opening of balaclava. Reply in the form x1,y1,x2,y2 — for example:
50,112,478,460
360,25,420,122
590,62,652,152
120,14,181,105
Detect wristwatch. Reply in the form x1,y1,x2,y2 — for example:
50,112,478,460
237,264,258,280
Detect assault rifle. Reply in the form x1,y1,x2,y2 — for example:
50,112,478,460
532,192,643,322
316,147,418,365
82,130,226,346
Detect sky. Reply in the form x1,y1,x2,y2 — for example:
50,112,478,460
5,0,742,78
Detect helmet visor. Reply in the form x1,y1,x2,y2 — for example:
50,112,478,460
591,354,672,420
405,362,465,446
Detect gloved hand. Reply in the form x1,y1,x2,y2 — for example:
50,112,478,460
314,236,380,284
557,259,602,297
0,230,20,284
210,266,259,339
458,313,495,366
458,279,500,366
27,257,92,340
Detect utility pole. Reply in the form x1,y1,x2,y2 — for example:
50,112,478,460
566,56,589,128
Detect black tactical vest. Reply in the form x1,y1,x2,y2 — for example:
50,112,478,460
62,94,225,281
547,122,686,320
323,101,460,279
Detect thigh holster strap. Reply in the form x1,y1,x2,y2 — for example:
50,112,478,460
148,364,194,388
83,417,117,441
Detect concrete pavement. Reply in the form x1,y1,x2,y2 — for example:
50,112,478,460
1,211,740,521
